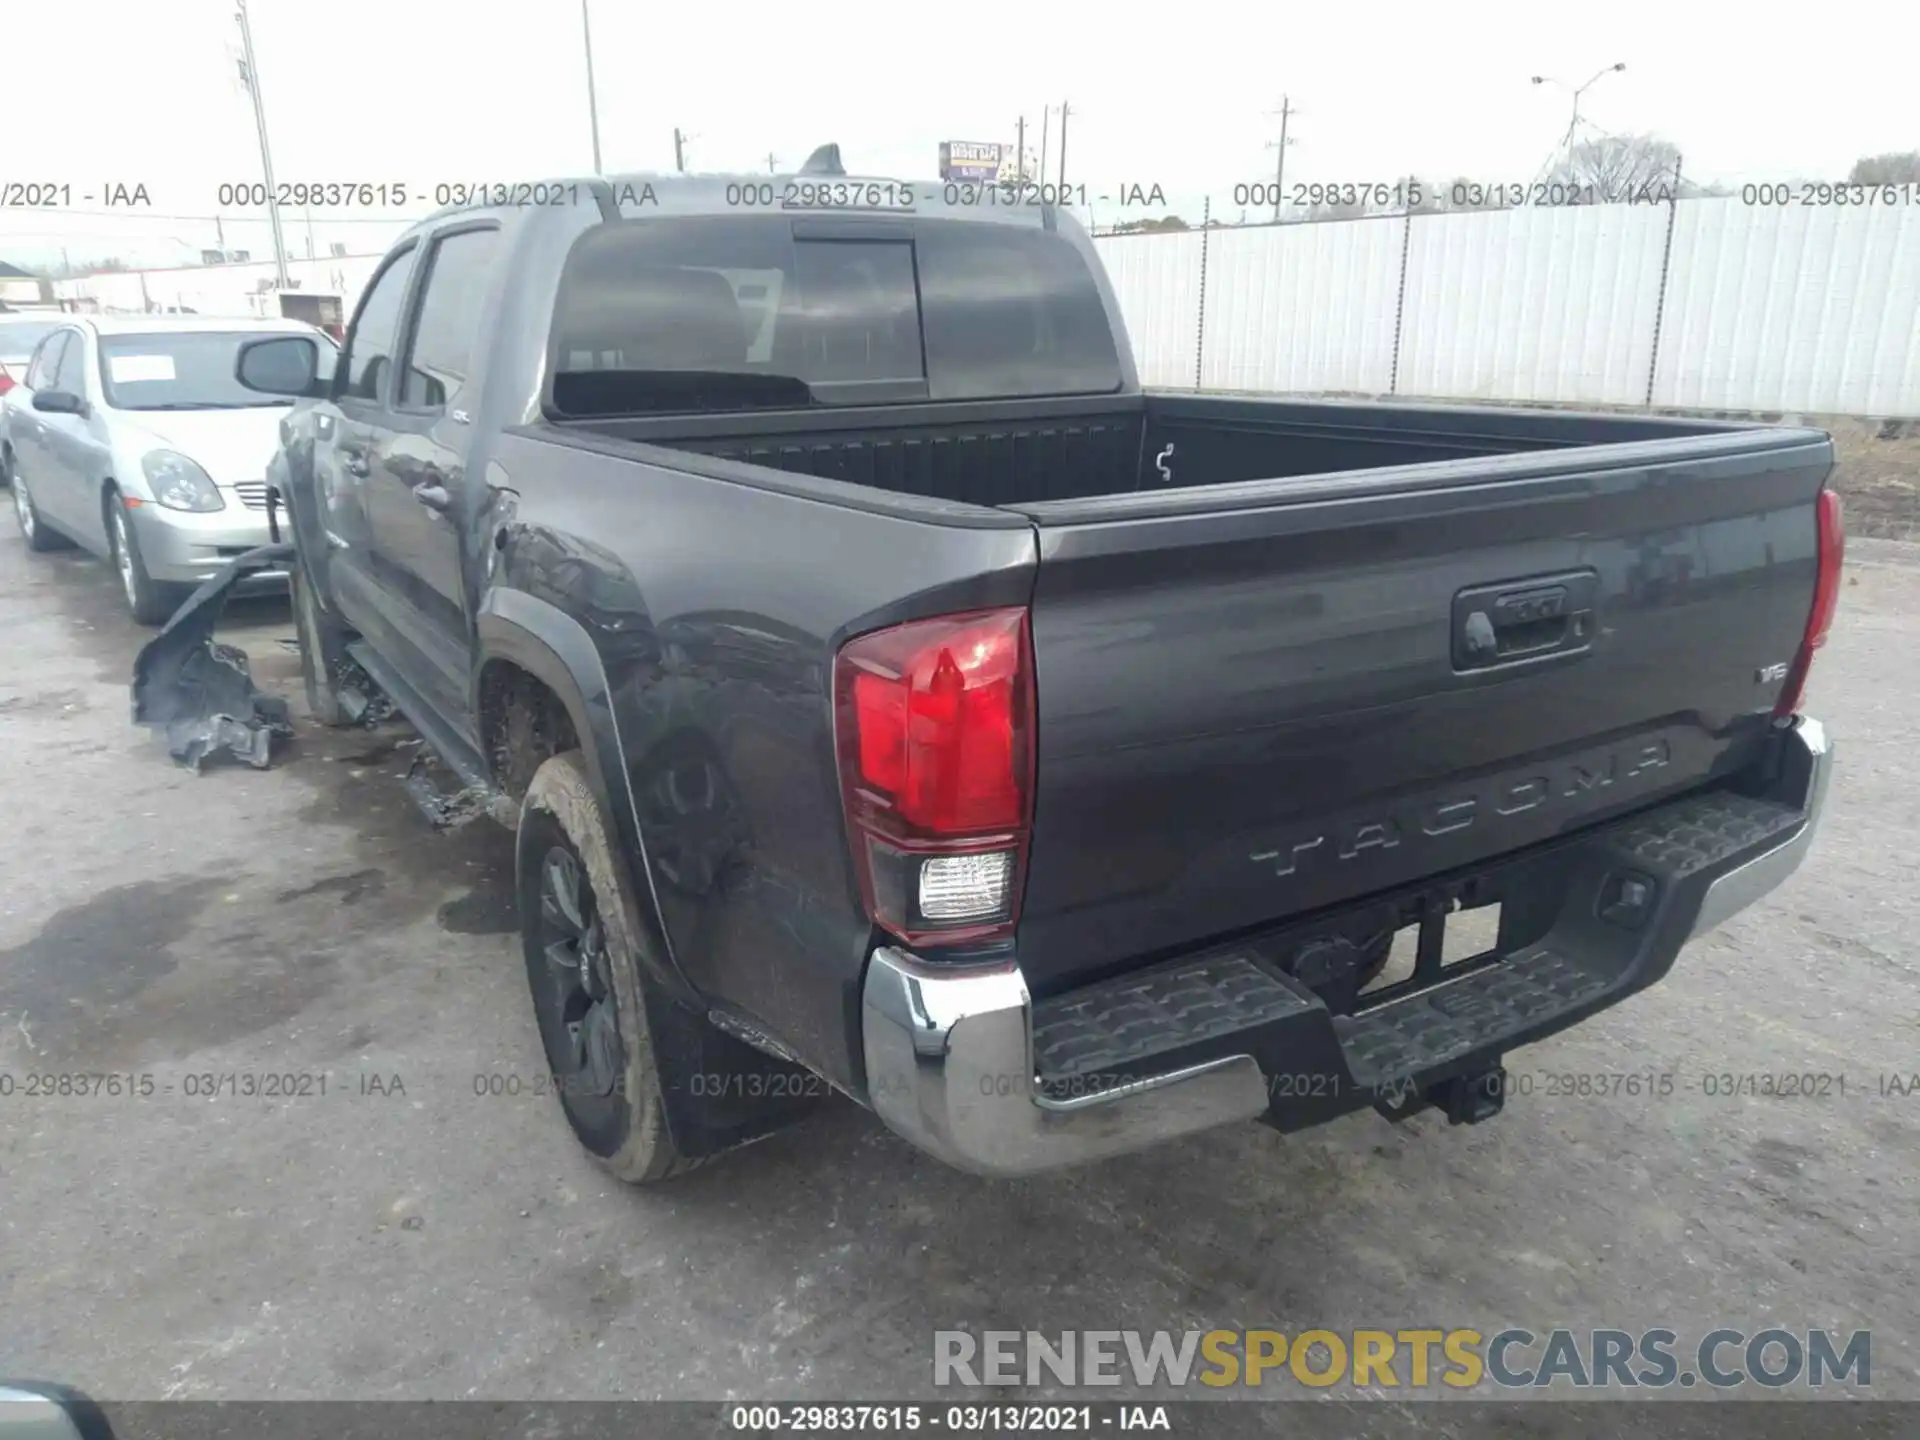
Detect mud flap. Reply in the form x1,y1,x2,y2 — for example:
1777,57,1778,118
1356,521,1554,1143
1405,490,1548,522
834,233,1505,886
130,542,297,773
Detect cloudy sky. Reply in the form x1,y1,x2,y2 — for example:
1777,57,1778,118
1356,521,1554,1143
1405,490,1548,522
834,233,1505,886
3,0,1914,269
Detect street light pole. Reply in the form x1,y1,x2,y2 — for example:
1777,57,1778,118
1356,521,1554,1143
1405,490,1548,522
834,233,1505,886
1531,61,1627,173
234,0,290,288
581,0,603,172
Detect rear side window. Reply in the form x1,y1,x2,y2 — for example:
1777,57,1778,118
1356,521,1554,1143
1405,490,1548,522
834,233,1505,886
548,216,1120,417
400,227,500,411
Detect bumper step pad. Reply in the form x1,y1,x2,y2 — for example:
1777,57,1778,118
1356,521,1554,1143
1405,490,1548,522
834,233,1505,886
1033,953,1314,1082
1334,947,1609,1089
1603,790,1801,878
1027,783,1813,1105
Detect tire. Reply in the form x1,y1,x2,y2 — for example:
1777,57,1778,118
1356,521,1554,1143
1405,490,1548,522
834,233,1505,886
13,471,66,553
292,559,355,726
107,493,189,626
0,443,13,488
517,750,706,1184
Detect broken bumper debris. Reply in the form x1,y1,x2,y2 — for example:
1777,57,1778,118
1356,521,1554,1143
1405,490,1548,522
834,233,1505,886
131,543,296,773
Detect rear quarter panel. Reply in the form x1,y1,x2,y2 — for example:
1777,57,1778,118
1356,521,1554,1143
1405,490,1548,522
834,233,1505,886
484,430,1037,1088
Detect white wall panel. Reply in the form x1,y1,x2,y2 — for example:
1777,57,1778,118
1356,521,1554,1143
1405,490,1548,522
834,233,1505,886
1193,218,1404,394
1653,197,1920,415
1397,203,1670,406
1095,230,1204,388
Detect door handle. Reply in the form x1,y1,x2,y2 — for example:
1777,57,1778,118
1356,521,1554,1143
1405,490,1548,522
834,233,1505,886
342,450,371,478
414,484,450,512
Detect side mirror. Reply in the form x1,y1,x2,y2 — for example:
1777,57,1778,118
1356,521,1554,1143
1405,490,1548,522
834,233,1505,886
235,335,324,398
30,390,84,415
0,1383,115,1440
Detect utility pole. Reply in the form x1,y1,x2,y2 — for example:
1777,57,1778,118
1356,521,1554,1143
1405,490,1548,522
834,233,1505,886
674,128,688,173
1266,96,1296,222
1016,116,1026,183
766,152,779,174
214,215,227,260
1057,101,1071,187
233,0,289,288
581,0,603,172
1038,108,1050,188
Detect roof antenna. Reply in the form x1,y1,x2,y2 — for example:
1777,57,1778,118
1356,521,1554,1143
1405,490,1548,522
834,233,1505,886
799,144,846,177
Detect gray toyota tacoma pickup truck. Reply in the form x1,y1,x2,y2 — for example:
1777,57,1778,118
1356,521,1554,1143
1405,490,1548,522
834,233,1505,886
227,154,1841,1181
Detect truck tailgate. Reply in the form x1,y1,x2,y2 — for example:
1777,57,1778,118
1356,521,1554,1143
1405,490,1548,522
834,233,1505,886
1008,430,1834,995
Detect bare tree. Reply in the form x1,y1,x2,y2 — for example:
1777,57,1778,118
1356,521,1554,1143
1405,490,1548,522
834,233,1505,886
1108,216,1190,235
1392,175,1447,213
1305,199,1367,221
1545,132,1682,201
1848,151,1920,184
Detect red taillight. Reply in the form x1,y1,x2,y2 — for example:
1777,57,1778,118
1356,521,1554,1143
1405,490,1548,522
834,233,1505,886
1774,489,1844,718
834,607,1034,947
0,372,14,396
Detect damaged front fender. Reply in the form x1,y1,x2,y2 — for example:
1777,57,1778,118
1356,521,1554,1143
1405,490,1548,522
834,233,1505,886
131,543,297,772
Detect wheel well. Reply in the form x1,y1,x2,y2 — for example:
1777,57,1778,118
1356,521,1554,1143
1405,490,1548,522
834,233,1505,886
478,660,582,804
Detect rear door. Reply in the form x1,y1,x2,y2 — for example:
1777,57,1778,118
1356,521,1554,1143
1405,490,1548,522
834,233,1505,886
7,331,67,512
1010,434,1834,994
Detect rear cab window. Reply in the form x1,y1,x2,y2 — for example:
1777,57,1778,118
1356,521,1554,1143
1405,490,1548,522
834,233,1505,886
547,208,1121,418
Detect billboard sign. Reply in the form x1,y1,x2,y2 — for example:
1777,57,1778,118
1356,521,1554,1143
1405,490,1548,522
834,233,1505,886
940,141,1003,183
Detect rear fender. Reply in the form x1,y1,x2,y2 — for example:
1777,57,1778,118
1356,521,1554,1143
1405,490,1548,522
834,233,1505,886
475,587,699,1006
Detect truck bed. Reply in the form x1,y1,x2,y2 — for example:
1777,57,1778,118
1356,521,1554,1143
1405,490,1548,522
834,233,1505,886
539,392,1832,1002
572,393,1743,509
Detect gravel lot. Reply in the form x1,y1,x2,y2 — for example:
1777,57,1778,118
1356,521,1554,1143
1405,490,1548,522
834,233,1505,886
0,501,1915,1411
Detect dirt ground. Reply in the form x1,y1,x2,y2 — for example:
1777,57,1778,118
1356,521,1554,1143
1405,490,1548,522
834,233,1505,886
1827,418,1920,540
1,491,1917,1425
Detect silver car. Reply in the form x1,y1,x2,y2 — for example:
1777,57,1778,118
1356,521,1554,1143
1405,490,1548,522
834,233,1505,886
0,314,61,399
3,315,336,623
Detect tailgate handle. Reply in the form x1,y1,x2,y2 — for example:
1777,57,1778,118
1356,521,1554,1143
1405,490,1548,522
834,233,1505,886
1453,570,1598,672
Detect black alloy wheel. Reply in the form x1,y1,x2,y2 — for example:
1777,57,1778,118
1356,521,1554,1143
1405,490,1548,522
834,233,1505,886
529,839,628,1133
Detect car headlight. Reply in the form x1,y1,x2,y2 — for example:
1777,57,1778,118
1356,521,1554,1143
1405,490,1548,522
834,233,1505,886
141,450,226,512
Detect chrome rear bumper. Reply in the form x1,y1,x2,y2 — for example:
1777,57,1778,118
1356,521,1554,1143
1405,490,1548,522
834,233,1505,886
860,717,1832,1178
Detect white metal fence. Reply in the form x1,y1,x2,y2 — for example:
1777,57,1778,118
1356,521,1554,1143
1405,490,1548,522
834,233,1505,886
45,197,1920,418
1093,196,1920,417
